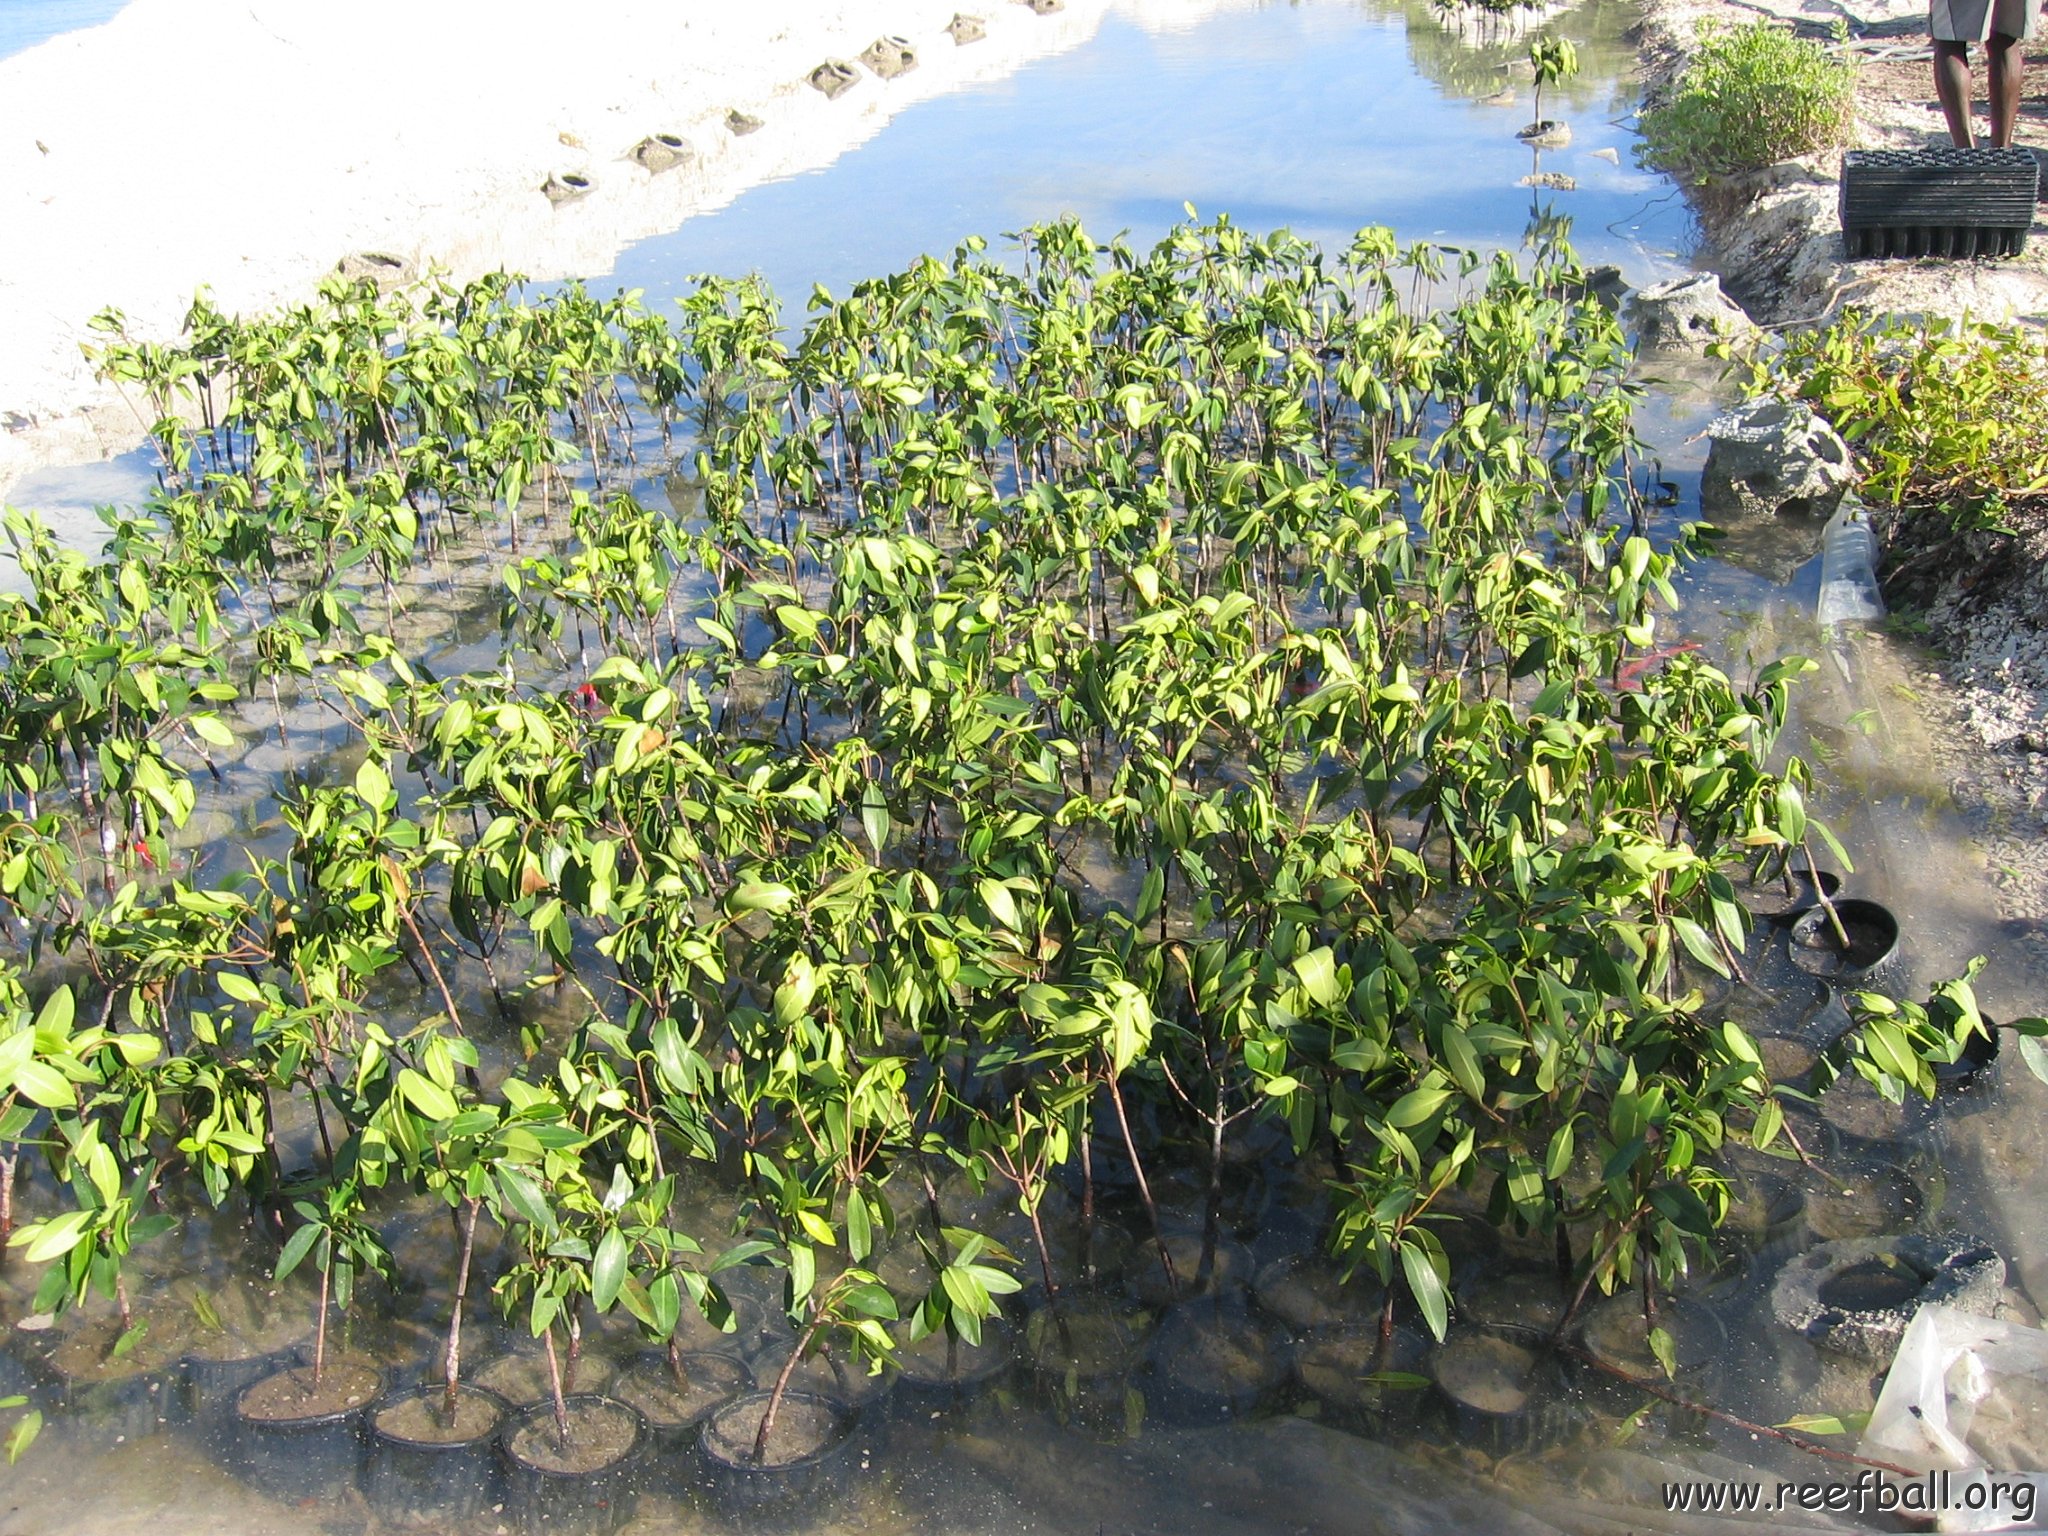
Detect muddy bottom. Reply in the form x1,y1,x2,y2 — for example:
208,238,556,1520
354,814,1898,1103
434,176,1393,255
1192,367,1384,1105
373,1385,503,1444
238,1362,380,1422
505,1397,639,1474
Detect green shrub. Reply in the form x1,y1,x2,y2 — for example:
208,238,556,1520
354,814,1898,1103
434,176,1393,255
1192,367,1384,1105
1639,21,1856,178
1765,315,2048,531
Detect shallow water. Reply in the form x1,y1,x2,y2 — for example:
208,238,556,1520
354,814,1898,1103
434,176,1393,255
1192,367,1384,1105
0,0,132,62
4,2,2048,1533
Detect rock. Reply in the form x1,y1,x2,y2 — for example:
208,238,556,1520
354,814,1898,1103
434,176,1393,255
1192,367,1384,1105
1016,0,1063,13
1480,88,1516,107
1590,146,1620,164
859,36,917,79
948,12,987,44
1625,272,1758,353
1518,172,1575,190
540,172,593,205
1699,397,1855,519
1516,120,1570,149
334,251,411,288
629,133,693,173
808,59,861,99
1771,1233,2007,1361
725,109,764,136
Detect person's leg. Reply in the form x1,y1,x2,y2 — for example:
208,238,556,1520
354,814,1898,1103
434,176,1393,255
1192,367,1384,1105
1986,30,2022,145
1934,39,1977,146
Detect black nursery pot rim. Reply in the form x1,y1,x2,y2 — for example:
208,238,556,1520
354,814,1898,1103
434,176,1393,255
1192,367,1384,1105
1787,898,1900,978
368,1381,511,1452
700,1388,858,1478
498,1393,645,1479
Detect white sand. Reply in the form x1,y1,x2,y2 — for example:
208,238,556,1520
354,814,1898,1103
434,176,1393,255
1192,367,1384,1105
0,0,1228,498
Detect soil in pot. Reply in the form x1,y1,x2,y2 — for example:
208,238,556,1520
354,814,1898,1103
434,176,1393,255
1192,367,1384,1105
1455,1270,1572,1343
232,1359,381,1499
364,1383,508,1529
1787,900,1902,988
1293,1324,1433,1436
750,1342,893,1411
1744,866,1843,925
501,1394,645,1536
698,1389,863,1517
1572,1294,1725,1431
1818,1069,1932,1151
1127,1231,1246,1307
610,1350,751,1444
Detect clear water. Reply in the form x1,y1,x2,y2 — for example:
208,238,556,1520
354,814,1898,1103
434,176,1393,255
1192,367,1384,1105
3,2,2045,1533
0,0,132,62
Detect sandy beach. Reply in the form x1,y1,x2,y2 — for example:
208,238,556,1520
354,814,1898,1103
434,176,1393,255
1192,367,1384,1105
0,0,1228,498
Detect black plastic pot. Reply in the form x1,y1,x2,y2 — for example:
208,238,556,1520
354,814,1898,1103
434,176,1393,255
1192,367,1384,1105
363,1383,509,1529
1933,1021,2001,1093
698,1388,865,1519
1252,1253,1379,1335
498,1393,645,1536
1428,1331,1568,1454
609,1349,751,1450
230,1360,381,1502
1787,899,1903,991
1028,1296,1152,1437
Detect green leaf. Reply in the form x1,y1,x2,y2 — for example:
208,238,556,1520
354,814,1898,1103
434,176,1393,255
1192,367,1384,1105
1647,1325,1677,1379
591,1228,628,1314
1399,1239,1449,1341
397,1068,458,1123
860,782,889,857
1777,1412,1867,1436
274,1219,322,1282
190,714,235,748
978,879,1020,931
846,1189,873,1263
5,1408,40,1465
9,1060,72,1111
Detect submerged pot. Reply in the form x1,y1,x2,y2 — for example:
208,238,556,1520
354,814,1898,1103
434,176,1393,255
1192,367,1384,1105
1028,1296,1151,1437
1570,1294,1725,1428
176,1277,307,1429
892,1317,1016,1408
698,1388,864,1518
499,1393,645,1536
609,1349,752,1449
364,1383,509,1529
1933,1020,2001,1093
1146,1304,1288,1425
32,1313,191,1445
1428,1331,1567,1453
1293,1323,1433,1437
1787,899,1903,991
231,1359,381,1501
1252,1254,1380,1335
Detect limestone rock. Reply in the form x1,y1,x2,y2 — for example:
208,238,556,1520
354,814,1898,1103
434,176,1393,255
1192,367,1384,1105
1700,396,1855,519
1626,271,1758,353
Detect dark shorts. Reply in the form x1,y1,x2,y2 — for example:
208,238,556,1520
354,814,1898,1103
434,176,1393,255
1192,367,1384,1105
1931,0,2037,41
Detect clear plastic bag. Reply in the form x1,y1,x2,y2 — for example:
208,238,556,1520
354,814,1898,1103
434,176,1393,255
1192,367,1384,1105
1860,1304,2048,1531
